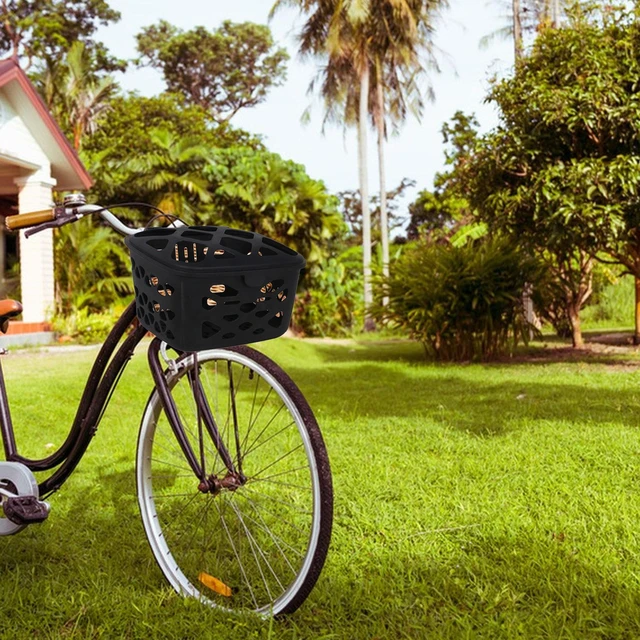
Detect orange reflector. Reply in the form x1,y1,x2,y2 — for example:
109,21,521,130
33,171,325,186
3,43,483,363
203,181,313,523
198,572,232,597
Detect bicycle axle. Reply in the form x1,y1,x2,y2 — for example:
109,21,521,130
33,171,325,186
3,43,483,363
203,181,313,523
197,471,247,495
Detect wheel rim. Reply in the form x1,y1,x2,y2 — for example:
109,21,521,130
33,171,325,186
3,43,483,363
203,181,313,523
137,349,323,614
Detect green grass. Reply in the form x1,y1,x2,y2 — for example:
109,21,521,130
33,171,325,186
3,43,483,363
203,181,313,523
2,338,640,638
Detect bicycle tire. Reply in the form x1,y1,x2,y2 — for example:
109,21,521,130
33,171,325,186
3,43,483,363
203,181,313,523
136,344,333,615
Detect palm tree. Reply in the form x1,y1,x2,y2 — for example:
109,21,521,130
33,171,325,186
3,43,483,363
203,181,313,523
273,0,443,325
513,0,523,60
273,0,376,327
481,0,564,61
121,128,213,220
36,42,118,151
367,1,442,302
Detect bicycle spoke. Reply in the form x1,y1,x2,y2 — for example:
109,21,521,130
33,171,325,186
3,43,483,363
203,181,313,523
238,497,303,568
249,443,305,481
214,497,258,609
241,386,274,454
232,499,286,592
241,419,296,462
242,399,284,462
149,457,192,473
248,477,311,492
235,491,309,536
241,484,313,515
228,500,275,601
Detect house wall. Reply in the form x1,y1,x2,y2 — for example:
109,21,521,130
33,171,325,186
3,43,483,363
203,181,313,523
0,92,55,322
0,93,52,184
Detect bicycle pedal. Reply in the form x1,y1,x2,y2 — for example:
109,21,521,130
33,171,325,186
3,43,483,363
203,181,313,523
3,495,50,525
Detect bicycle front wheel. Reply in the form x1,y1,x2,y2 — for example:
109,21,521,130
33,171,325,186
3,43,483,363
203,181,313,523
136,345,333,615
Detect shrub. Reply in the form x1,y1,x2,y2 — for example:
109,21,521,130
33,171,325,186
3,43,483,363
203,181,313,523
372,238,541,361
581,272,634,328
52,305,129,345
293,246,363,336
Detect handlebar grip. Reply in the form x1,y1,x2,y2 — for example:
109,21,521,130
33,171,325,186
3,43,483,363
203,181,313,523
6,209,56,231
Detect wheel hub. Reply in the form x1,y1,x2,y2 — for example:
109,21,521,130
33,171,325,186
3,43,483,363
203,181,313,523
198,471,247,495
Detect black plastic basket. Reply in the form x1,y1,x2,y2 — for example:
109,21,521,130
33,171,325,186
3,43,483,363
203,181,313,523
125,225,305,352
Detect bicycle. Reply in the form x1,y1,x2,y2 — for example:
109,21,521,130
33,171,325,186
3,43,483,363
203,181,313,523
0,195,333,616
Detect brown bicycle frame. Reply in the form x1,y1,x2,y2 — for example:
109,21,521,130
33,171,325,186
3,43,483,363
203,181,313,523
0,302,235,499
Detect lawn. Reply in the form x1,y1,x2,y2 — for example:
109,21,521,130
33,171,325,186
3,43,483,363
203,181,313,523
1,337,640,638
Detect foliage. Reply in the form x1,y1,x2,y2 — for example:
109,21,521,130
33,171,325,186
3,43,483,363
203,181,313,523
51,305,125,344
85,93,261,158
581,270,634,329
372,237,540,360
407,188,468,240
407,112,478,241
135,20,288,123
339,178,415,244
293,245,363,336
105,128,215,219
83,94,261,205
34,41,118,150
205,147,345,266
91,130,343,267
0,0,123,71
458,4,640,346
54,217,133,317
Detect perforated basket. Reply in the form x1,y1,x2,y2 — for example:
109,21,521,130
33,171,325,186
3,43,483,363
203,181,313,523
125,225,305,352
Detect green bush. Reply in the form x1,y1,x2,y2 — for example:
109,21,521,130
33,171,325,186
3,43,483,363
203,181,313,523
54,218,133,316
372,238,541,361
293,246,363,336
582,273,634,329
52,305,128,345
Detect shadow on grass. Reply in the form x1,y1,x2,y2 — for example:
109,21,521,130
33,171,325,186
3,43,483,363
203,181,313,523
305,531,640,639
286,355,640,436
0,467,161,598
306,339,640,368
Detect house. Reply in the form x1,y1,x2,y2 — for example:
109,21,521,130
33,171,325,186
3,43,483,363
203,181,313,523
0,58,92,343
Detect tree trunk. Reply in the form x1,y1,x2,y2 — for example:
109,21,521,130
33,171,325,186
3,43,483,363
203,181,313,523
359,64,374,331
634,276,640,345
551,0,560,28
375,79,389,307
567,300,584,349
513,0,523,62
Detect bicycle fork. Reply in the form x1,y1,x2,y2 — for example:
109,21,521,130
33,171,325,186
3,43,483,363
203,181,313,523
147,339,246,495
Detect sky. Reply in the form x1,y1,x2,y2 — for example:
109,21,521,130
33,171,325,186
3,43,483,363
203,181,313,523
96,0,515,204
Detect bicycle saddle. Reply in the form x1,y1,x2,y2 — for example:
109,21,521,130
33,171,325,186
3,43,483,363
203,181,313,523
0,299,22,333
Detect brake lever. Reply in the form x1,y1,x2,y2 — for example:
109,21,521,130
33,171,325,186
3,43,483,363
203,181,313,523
24,213,80,238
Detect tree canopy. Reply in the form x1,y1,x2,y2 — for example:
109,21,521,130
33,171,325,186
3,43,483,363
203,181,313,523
135,20,288,122
457,2,640,346
0,0,123,71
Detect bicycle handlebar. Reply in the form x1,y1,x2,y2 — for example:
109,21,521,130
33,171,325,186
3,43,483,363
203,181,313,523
4,202,172,237
6,209,57,231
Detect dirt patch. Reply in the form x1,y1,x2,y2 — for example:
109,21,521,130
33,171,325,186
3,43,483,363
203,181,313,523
498,336,640,369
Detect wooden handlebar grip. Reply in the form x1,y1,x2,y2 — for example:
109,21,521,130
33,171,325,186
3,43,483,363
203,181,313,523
5,209,55,231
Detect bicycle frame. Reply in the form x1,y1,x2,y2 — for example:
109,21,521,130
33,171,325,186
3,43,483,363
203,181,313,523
0,302,144,497
146,339,240,486
0,302,236,499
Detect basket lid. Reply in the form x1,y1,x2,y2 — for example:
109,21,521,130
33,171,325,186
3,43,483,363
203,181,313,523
125,225,305,274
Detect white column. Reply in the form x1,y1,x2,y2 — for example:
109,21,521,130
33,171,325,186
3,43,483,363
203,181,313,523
14,175,56,323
